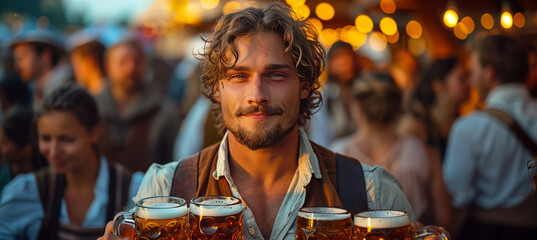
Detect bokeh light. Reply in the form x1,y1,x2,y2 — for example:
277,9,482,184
501,11,513,29
380,0,396,14
443,9,458,28
292,4,310,20
200,0,219,10
319,28,338,46
380,17,397,36
369,32,387,52
36,16,50,30
223,1,241,15
286,0,306,8
355,15,373,33
453,22,468,40
513,13,525,28
405,20,422,39
307,17,323,34
315,2,335,21
408,37,426,56
385,30,399,43
347,29,367,50
481,13,494,30
460,16,475,34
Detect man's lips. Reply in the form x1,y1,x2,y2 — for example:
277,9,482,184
243,112,274,120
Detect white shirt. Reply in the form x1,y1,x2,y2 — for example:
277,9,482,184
134,128,414,240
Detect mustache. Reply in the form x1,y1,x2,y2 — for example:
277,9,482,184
235,105,284,117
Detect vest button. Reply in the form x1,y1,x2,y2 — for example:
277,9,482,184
249,228,256,235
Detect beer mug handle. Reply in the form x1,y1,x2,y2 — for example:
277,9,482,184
112,211,136,238
413,225,450,240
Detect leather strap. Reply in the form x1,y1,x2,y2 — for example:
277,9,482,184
36,168,65,240
170,153,200,203
336,154,368,215
483,108,537,155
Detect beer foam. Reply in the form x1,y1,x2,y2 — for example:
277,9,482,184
189,198,243,217
136,202,188,220
298,207,351,221
353,210,409,229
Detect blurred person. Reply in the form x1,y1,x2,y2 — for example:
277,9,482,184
97,39,180,172
9,30,73,104
0,106,36,198
444,35,537,239
100,3,415,239
0,71,32,112
69,40,106,95
331,72,452,226
399,57,470,160
0,85,142,239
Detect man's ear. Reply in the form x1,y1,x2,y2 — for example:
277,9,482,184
212,82,221,103
299,81,310,100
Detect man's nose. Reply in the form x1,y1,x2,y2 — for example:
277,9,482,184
246,74,269,105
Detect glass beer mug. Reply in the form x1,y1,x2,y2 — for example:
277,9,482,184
295,207,353,240
113,196,189,240
189,196,244,240
353,210,448,240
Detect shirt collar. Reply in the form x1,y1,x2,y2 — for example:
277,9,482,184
213,127,323,180
486,83,529,107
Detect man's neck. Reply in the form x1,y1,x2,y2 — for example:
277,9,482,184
227,126,300,184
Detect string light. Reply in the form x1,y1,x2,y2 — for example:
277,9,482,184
481,13,494,30
501,11,513,29
315,2,335,21
406,20,422,39
355,15,373,33
379,17,397,36
460,16,475,34
513,13,525,28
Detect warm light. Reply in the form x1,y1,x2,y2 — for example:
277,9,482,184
11,20,24,36
315,2,335,21
513,13,525,28
406,20,422,39
307,18,323,33
223,1,241,15
36,16,50,30
355,15,373,33
408,37,426,56
319,28,339,46
443,9,458,28
481,13,494,30
453,22,468,40
380,17,397,36
347,29,367,50
460,16,475,34
292,4,310,20
380,0,396,14
369,32,387,52
184,3,202,24
200,0,219,10
386,30,399,43
286,0,306,8
501,11,513,29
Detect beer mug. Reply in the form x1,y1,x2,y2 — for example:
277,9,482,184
353,210,448,240
112,196,189,240
189,196,244,240
295,207,353,240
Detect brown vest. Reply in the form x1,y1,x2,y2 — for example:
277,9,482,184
170,141,366,211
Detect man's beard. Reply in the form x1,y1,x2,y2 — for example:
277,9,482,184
226,104,296,150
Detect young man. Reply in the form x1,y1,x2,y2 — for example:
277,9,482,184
443,35,537,239
100,3,412,240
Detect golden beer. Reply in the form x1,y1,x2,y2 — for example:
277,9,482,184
353,210,412,240
295,207,352,240
189,196,244,240
113,196,188,240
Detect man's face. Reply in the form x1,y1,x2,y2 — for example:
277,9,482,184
469,52,490,101
214,31,309,150
105,43,146,93
328,48,356,84
13,43,41,82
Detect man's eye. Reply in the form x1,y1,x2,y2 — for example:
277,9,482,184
268,72,286,80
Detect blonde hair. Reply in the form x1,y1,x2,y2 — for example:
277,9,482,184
353,72,402,124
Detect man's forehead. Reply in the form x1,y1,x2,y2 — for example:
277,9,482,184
224,32,294,69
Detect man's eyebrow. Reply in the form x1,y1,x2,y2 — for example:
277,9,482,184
227,64,294,72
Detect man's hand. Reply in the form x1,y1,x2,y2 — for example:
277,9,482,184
97,221,127,240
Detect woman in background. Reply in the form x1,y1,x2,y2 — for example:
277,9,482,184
0,85,142,239
331,72,452,227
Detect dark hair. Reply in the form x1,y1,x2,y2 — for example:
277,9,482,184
1,105,34,148
71,40,106,74
327,41,354,59
37,84,100,131
475,34,529,84
33,42,64,67
353,72,402,125
198,3,325,133
411,57,459,112
0,72,32,108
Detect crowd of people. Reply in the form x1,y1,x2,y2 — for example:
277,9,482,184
0,2,535,240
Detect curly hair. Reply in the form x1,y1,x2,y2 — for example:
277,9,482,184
197,2,325,133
